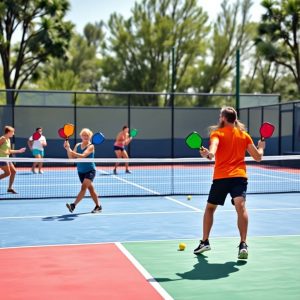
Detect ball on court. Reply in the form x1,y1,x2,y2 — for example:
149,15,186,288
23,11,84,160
179,243,186,251
187,195,192,200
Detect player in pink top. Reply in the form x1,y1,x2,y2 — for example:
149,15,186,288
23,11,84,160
113,125,132,174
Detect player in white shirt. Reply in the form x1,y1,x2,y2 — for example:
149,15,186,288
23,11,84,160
28,127,47,174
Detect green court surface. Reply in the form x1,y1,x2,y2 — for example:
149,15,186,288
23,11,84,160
124,236,300,300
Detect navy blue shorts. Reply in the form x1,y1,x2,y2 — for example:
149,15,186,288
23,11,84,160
208,177,248,206
114,146,124,151
78,169,96,183
0,161,8,167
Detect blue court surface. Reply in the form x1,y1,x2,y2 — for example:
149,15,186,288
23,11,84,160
1,161,299,199
1,193,300,247
1,193,300,299
0,163,300,299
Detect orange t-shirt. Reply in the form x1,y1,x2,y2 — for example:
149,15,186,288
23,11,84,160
210,126,253,179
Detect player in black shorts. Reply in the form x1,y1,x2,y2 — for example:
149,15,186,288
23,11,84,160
194,107,266,259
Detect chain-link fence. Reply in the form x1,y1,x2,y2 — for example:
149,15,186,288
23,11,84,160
0,89,298,158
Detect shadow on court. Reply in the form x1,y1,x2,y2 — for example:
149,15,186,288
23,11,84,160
17,173,35,175
42,212,90,222
154,255,247,282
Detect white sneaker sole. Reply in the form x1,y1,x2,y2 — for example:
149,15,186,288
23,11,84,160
238,250,248,259
194,246,211,254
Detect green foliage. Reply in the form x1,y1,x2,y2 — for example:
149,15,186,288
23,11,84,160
190,0,254,106
241,51,299,101
38,61,81,91
101,0,209,106
2,0,299,106
0,66,5,105
255,0,300,93
35,32,103,105
84,21,105,49
0,0,73,103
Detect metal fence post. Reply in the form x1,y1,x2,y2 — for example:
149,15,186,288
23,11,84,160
235,49,240,116
74,92,77,145
128,94,131,156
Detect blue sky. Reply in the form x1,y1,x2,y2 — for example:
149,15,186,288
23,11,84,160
66,0,265,34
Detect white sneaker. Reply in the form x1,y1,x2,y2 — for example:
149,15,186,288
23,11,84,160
238,242,248,259
194,240,211,254
39,170,44,174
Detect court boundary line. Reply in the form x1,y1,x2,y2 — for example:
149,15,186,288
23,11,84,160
1,234,299,251
115,242,174,300
0,210,199,220
1,154,299,163
1,207,300,221
251,171,300,182
99,169,201,212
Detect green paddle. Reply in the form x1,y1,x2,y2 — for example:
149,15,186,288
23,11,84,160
185,131,204,150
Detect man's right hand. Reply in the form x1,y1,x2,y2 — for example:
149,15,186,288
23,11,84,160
257,140,266,150
199,147,210,158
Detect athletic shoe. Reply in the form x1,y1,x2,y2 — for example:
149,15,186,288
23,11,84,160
125,169,131,174
113,169,117,175
91,205,102,213
7,188,17,194
193,239,211,254
238,242,248,259
32,167,37,174
66,203,75,213
39,170,44,174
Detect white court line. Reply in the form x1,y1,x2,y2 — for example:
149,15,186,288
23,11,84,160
220,207,300,212
0,210,199,221
115,242,174,300
7,182,209,188
1,207,300,221
250,172,300,182
11,179,297,186
120,234,300,244
1,234,300,251
17,174,213,179
98,169,201,212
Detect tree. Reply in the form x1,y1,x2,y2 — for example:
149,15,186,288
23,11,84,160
189,0,254,106
0,0,73,104
255,0,300,94
241,57,280,93
101,0,209,106
36,32,102,103
37,58,80,91
84,21,105,50
68,33,102,91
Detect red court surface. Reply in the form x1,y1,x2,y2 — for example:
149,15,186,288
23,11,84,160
0,243,163,300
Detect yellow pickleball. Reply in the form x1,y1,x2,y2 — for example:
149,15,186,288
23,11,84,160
187,195,192,200
179,243,186,251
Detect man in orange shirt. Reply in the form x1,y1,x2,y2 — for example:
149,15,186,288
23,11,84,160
194,107,265,259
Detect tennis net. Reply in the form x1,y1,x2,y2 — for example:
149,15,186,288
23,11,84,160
0,155,299,200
